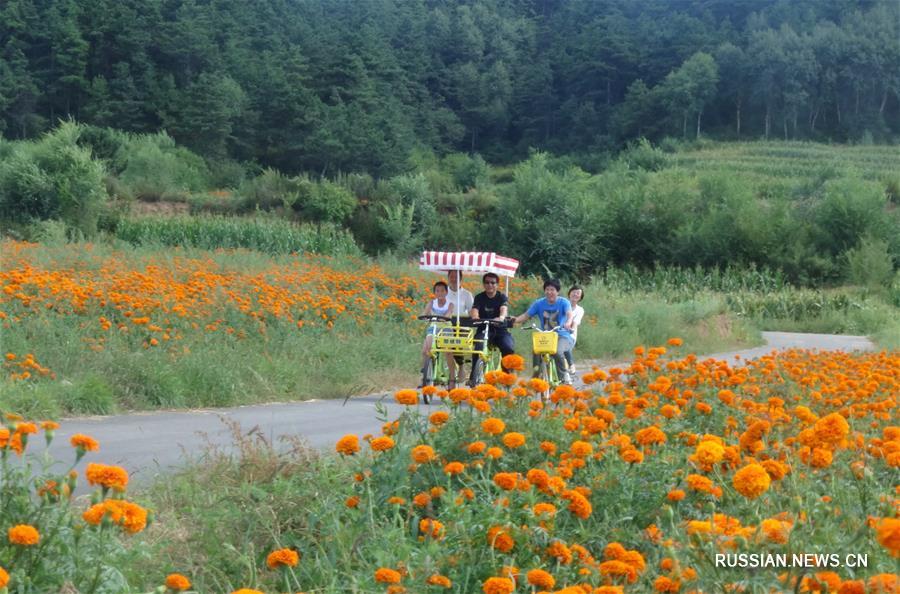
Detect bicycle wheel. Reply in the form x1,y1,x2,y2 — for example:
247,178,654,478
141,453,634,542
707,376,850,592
538,357,552,402
422,357,435,404
469,356,485,387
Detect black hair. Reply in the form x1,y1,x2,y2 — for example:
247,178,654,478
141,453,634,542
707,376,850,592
568,285,585,302
543,278,561,291
482,272,500,283
433,281,448,291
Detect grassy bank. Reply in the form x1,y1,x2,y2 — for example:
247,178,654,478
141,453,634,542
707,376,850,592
4,237,898,418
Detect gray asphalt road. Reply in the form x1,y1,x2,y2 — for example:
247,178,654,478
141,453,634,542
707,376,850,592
31,331,875,490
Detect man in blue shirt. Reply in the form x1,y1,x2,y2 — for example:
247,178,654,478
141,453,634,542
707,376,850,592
513,278,575,384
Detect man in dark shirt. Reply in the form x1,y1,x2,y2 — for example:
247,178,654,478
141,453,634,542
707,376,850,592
469,272,516,359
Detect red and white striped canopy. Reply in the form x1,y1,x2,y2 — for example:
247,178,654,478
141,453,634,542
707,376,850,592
419,251,519,277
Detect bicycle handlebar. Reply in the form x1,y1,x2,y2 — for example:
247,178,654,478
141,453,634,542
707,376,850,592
520,324,561,332
417,315,454,322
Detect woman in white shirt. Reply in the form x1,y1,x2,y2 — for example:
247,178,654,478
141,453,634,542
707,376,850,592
565,285,585,373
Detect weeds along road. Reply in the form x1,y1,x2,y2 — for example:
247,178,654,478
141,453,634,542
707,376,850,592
40,331,874,491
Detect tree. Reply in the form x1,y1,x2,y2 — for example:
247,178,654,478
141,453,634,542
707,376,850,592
165,72,246,159
658,52,719,138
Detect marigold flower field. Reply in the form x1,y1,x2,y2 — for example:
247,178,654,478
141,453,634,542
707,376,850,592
0,239,534,414
2,344,897,593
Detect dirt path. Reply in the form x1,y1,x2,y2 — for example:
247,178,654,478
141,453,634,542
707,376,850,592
39,331,874,489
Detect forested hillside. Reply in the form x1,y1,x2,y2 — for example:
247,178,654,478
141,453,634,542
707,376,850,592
1,0,898,175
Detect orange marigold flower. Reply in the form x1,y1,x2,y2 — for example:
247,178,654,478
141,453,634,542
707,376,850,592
595,588,625,594
837,580,865,594
335,434,360,455
0,566,8,588
411,444,436,463
875,517,900,557
570,440,593,457
419,518,445,540
85,463,129,491
813,412,850,445
15,422,37,435
561,489,592,519
370,436,395,452
533,502,557,516
412,492,431,507
231,590,265,594
164,574,191,591
468,440,487,454
599,560,638,583
667,489,686,502
345,496,360,508
732,463,771,499
481,417,506,435
8,524,39,546
693,440,725,467
654,576,681,592
40,420,59,431
394,389,419,406
502,432,526,448
69,433,100,452
540,441,557,455
501,354,525,371
426,574,452,588
482,577,514,594
635,426,667,445
526,468,550,489
526,569,555,589
493,472,519,491
487,526,515,553
867,574,898,593
547,540,573,564
444,461,465,475
486,446,503,459
375,568,402,584
82,500,148,533
667,337,683,346
620,448,644,464
760,518,792,544
529,378,549,393
429,411,450,426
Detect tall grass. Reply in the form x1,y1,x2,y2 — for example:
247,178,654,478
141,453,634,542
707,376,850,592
115,214,361,256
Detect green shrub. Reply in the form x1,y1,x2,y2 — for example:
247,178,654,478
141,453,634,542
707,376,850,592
844,236,895,289
114,132,210,200
0,121,108,236
300,179,357,224
441,152,489,190
236,168,301,211
619,138,669,171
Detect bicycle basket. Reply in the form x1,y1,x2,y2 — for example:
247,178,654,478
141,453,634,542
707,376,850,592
532,331,558,355
434,325,476,353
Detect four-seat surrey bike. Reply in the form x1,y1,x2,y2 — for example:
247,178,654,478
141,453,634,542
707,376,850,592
417,251,520,403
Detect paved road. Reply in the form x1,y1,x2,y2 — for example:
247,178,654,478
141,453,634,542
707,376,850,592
32,331,875,490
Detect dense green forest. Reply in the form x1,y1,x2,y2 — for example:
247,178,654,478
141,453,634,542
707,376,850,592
1,0,898,175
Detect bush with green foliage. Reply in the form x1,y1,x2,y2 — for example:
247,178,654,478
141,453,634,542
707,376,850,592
0,121,107,236
113,132,210,201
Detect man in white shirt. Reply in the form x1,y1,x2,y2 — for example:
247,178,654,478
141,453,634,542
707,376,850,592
445,270,474,388
446,270,474,320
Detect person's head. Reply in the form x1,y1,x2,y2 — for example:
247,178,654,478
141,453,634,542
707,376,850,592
433,281,448,299
482,272,500,296
568,285,584,306
447,270,461,289
543,278,561,302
